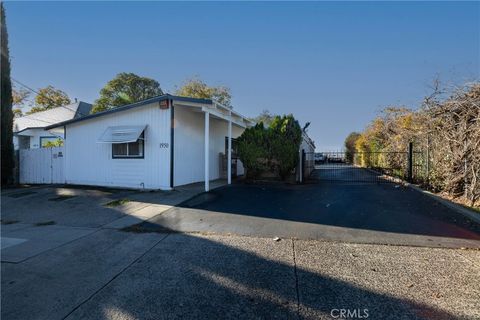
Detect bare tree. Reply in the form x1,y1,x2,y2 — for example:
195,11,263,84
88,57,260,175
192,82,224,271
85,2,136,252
423,83,480,206
352,81,480,206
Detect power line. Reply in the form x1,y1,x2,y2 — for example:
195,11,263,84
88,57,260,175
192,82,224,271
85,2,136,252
16,114,55,125
12,78,89,117
16,109,74,126
13,96,77,126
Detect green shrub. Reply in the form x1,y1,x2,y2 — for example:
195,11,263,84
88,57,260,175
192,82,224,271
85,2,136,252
269,115,302,179
237,123,269,179
237,115,302,180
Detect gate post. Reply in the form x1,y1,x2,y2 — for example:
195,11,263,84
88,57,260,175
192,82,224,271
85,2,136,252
302,150,306,182
298,150,303,183
407,142,413,182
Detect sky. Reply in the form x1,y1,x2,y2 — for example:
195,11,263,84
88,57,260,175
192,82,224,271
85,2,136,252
5,1,479,150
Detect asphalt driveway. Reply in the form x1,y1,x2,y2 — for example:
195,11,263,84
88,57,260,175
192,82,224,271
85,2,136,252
143,169,480,248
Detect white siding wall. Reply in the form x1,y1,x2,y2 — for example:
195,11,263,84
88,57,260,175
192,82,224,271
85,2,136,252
299,134,316,179
173,107,245,186
14,128,64,150
65,103,171,189
233,126,245,176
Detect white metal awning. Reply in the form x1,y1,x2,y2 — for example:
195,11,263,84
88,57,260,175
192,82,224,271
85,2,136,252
97,125,146,144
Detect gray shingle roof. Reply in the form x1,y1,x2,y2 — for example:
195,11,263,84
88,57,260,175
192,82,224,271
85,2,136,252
14,101,92,133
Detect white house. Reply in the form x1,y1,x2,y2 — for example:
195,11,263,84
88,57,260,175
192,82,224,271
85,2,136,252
13,101,92,149
45,94,253,191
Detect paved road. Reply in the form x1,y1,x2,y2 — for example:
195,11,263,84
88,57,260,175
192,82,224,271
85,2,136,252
2,232,480,320
2,184,480,319
143,168,480,248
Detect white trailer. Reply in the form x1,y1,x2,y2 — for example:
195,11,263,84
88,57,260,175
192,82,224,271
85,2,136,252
46,95,252,191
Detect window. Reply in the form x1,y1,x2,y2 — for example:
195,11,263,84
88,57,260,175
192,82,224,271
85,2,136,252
40,136,63,148
112,132,144,158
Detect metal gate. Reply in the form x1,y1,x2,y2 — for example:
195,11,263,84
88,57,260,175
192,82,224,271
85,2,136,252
303,147,426,183
19,147,65,184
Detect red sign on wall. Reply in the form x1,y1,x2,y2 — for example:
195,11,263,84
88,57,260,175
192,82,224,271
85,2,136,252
159,100,170,109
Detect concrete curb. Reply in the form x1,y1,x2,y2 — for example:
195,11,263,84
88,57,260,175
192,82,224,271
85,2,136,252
406,184,480,225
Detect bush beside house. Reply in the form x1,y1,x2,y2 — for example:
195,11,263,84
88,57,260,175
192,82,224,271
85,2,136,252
237,114,302,181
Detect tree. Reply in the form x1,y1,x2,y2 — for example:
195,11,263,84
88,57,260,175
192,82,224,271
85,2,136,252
344,132,360,163
92,73,163,113
12,87,30,117
269,115,302,179
423,83,480,205
236,123,269,179
351,80,480,207
1,3,15,185
176,77,231,107
13,108,23,118
13,87,30,106
43,139,64,148
28,85,71,114
237,114,302,180
251,109,276,126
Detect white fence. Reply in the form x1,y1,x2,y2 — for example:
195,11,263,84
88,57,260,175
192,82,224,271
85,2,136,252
19,147,65,184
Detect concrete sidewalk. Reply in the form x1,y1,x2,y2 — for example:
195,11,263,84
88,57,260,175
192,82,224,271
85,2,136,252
1,182,223,263
2,230,479,320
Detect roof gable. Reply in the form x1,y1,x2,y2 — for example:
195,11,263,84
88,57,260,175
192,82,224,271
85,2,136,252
14,101,92,133
45,94,212,129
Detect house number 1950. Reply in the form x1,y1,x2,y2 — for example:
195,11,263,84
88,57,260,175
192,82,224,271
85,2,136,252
159,143,169,148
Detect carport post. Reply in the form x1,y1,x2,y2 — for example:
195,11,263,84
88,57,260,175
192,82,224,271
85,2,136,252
205,111,210,192
227,112,232,185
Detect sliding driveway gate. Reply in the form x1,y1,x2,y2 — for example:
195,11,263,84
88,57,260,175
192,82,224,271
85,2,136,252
304,145,426,184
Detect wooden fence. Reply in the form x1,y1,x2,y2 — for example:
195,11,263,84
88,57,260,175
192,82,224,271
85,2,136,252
19,147,65,184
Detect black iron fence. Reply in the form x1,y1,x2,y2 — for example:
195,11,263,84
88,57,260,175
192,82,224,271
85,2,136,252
303,145,427,183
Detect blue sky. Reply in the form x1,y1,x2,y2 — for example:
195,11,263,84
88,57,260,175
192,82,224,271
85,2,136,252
5,1,479,149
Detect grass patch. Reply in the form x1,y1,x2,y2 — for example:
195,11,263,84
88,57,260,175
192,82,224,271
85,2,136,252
121,222,176,234
1,219,19,225
104,198,130,207
34,221,56,226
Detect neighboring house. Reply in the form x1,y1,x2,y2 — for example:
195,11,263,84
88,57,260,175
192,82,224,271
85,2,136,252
45,94,253,191
13,101,92,150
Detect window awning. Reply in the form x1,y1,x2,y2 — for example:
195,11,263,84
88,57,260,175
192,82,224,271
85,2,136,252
97,125,146,144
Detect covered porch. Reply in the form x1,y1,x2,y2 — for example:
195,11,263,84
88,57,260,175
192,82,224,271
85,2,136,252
171,99,253,192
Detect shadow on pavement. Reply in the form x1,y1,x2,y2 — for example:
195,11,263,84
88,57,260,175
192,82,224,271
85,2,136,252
167,176,480,241
67,227,461,320
1,185,471,320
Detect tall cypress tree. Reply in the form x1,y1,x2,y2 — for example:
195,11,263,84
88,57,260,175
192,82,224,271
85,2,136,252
1,3,15,185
